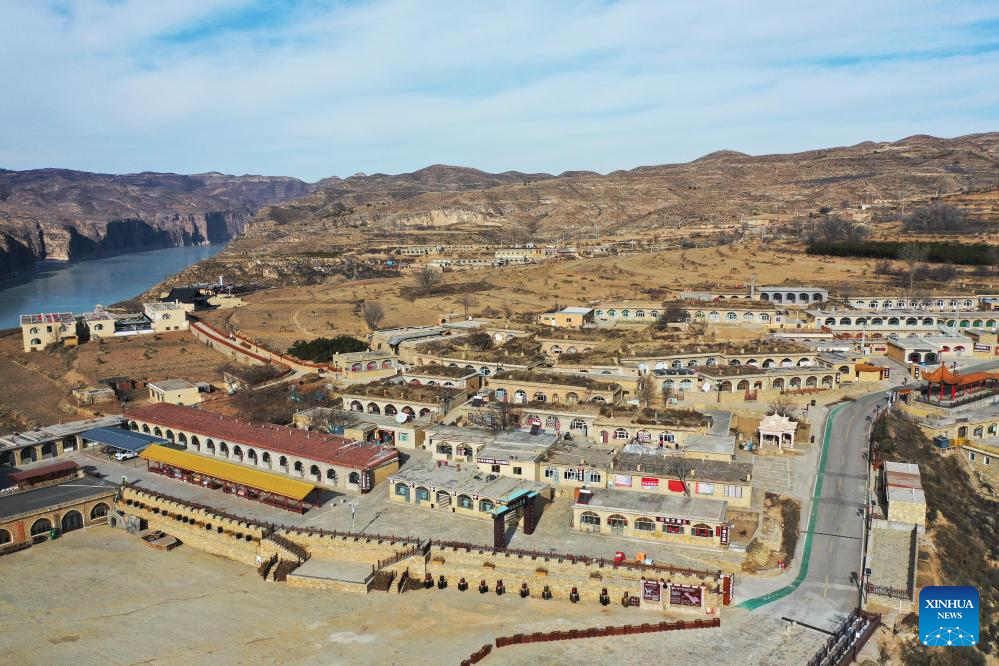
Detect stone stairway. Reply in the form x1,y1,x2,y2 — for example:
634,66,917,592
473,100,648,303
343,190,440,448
264,532,310,562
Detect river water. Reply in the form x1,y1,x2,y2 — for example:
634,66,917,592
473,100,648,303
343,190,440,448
0,244,224,329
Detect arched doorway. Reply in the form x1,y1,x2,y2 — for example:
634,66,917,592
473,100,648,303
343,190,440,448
61,510,84,533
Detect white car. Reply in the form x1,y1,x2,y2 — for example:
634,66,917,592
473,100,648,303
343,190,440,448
114,450,137,461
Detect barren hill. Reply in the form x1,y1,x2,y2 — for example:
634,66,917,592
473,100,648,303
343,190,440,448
247,132,999,244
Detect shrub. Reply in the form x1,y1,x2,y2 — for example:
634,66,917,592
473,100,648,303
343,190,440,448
287,335,368,362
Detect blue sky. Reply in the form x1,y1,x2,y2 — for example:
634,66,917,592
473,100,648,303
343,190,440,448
1,0,998,181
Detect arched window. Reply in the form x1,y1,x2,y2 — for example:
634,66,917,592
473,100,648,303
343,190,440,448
457,494,473,509
691,523,714,537
279,456,288,468
579,511,600,526
394,483,410,498
614,428,628,440
293,461,304,472
634,517,656,532
349,471,361,484
607,515,627,532
0,529,10,544
479,499,495,512
30,518,53,537
327,469,338,481
310,464,321,477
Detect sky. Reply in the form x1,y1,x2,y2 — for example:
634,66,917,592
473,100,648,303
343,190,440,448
1,0,998,182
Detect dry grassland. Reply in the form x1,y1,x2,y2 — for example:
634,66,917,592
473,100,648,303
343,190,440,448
221,241,883,350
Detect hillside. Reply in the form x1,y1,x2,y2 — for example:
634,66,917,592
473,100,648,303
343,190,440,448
0,169,313,277
248,132,999,244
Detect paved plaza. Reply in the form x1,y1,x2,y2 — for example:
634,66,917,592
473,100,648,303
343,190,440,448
0,528,828,665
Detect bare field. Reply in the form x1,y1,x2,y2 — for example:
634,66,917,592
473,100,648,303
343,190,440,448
71,330,228,386
221,241,884,349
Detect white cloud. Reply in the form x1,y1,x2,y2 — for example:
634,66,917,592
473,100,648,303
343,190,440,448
0,0,997,180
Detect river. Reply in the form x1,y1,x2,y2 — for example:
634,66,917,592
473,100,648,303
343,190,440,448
0,244,224,329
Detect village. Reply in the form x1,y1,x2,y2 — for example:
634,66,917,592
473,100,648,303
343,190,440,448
2,256,998,663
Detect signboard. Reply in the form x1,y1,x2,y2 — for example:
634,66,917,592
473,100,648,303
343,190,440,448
476,458,509,465
614,475,633,488
655,517,690,525
973,344,991,353
670,584,702,607
719,524,729,545
642,579,662,602
641,477,659,489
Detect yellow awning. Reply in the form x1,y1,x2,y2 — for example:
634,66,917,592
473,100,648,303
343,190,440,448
140,444,315,501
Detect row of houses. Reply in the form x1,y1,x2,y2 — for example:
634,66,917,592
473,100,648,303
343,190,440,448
20,301,190,352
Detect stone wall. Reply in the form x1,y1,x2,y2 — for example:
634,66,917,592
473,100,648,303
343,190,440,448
278,528,414,564
412,544,726,614
118,487,265,566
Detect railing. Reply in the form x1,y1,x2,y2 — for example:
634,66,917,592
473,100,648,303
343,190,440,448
376,543,424,570
495,618,720,647
431,540,723,580
460,644,493,665
807,610,881,666
864,582,910,600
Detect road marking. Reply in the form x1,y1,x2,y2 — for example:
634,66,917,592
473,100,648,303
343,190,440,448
739,402,849,611
837,478,842,491
841,454,846,466
823,575,829,598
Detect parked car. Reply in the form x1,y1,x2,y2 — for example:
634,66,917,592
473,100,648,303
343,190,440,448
114,450,137,461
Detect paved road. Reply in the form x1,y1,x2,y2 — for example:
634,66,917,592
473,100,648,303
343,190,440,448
742,391,890,630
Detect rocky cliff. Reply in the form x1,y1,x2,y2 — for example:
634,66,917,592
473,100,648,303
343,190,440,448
0,169,313,277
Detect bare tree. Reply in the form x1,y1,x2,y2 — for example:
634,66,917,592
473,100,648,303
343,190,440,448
413,266,443,296
361,301,385,331
767,397,797,418
899,242,928,294
466,401,522,431
455,293,478,318
664,451,695,496
636,373,657,409
661,383,675,405
499,302,514,321
310,407,359,434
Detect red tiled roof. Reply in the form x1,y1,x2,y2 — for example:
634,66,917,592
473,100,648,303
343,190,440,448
921,363,999,386
125,403,398,470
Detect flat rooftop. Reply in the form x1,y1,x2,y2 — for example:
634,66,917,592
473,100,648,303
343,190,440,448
0,475,116,521
402,364,479,378
0,415,124,451
342,381,461,403
494,369,620,391
148,379,196,392
574,487,726,522
613,452,751,483
298,408,432,430
389,460,547,500
20,313,75,326
887,486,926,505
543,443,619,468
426,425,558,449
